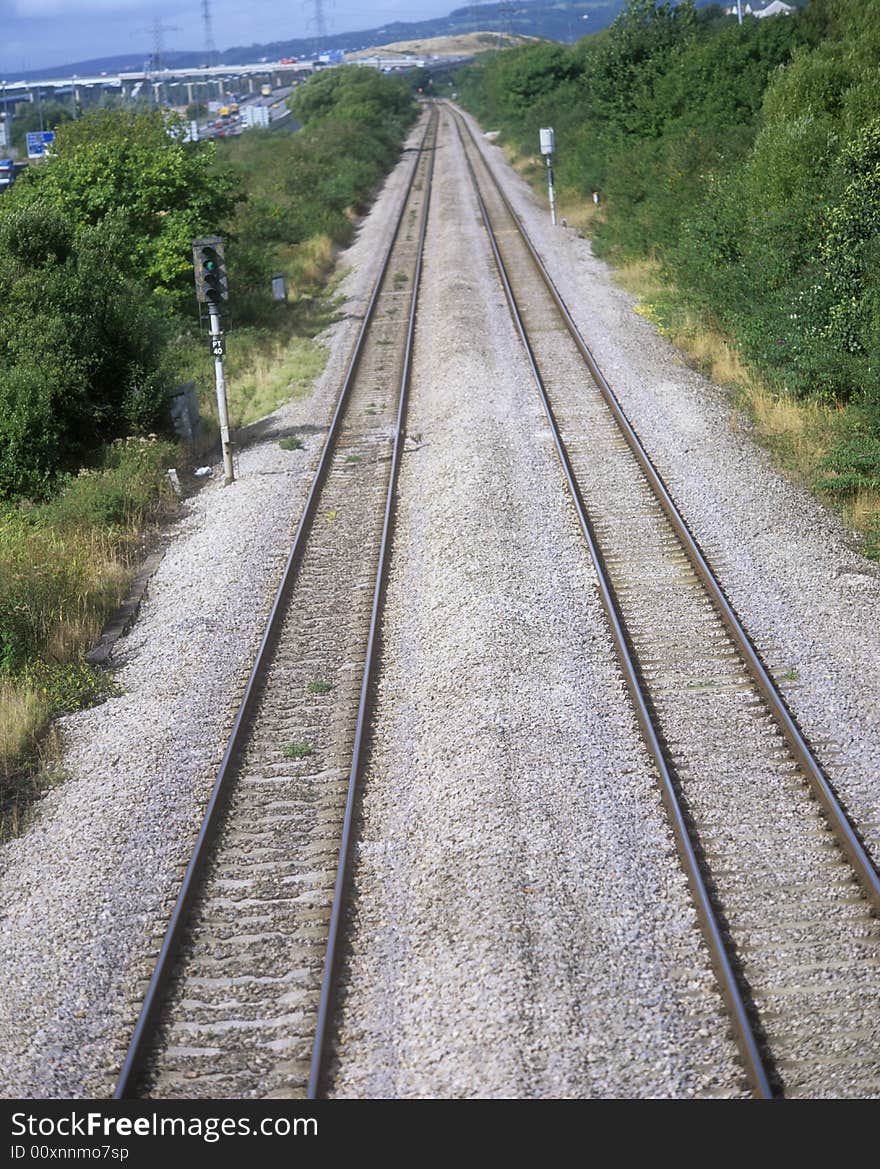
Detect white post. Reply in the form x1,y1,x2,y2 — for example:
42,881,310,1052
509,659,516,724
539,127,557,227
209,309,235,485
736,0,743,23
546,155,557,227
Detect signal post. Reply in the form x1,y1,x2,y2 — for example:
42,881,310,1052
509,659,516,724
540,127,557,227
192,236,235,485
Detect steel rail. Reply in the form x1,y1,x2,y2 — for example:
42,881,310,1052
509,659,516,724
112,111,438,1100
307,113,437,1100
451,105,880,921
450,108,775,1099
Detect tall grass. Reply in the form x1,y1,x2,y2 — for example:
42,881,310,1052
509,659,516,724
0,438,176,830
611,256,880,555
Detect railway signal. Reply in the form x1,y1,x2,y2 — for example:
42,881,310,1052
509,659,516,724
539,126,557,227
192,236,228,304
192,235,234,484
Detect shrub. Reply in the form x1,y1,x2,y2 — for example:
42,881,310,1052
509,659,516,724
0,203,173,498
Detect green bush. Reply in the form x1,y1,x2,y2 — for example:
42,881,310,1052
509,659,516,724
0,202,173,499
215,70,416,325
8,108,241,304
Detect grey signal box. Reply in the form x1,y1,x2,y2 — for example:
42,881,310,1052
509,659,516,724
539,127,555,156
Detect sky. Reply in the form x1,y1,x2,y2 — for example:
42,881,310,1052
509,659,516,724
0,0,461,76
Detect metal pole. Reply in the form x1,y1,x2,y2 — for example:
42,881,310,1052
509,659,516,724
209,308,235,484
546,154,557,227
736,0,743,23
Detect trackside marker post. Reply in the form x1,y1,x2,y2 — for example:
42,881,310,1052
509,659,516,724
539,126,557,227
208,308,234,485
192,236,235,485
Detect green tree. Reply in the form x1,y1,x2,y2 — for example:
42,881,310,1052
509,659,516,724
9,108,240,303
0,201,172,499
584,0,698,139
288,66,413,131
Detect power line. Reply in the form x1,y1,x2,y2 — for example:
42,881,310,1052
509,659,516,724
201,0,218,66
136,17,180,76
303,0,329,43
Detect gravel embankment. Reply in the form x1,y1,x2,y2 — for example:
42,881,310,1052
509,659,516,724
456,107,880,868
0,120,427,1099
329,109,743,1098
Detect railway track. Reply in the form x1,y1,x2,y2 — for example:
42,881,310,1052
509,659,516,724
449,102,880,1098
112,108,437,1100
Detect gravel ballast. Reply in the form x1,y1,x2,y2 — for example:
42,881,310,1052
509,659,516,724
1,99,878,1099
329,110,743,1098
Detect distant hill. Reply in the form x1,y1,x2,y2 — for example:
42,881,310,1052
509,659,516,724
346,32,541,59
221,2,627,65
15,1,626,80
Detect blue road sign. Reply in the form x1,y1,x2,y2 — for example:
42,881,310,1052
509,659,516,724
26,130,55,159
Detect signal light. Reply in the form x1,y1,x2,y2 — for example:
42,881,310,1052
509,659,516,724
192,236,228,306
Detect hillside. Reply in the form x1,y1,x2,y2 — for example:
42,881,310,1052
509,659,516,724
345,32,540,59
15,1,625,79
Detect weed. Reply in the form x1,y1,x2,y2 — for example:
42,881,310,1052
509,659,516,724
392,271,409,289
282,741,313,759
345,454,362,463
279,435,305,451
307,680,334,695
224,335,327,429
325,509,338,523
21,658,118,715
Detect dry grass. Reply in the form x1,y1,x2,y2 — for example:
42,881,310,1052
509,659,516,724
228,336,327,428
610,257,880,551
0,441,175,829
283,234,335,299
42,557,131,662
612,256,665,298
744,385,837,477
225,237,336,428
614,258,763,393
0,682,48,782
845,488,880,537
556,196,601,234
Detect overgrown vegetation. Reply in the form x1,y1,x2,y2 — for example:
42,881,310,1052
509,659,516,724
0,67,415,824
458,0,880,552
0,438,176,834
